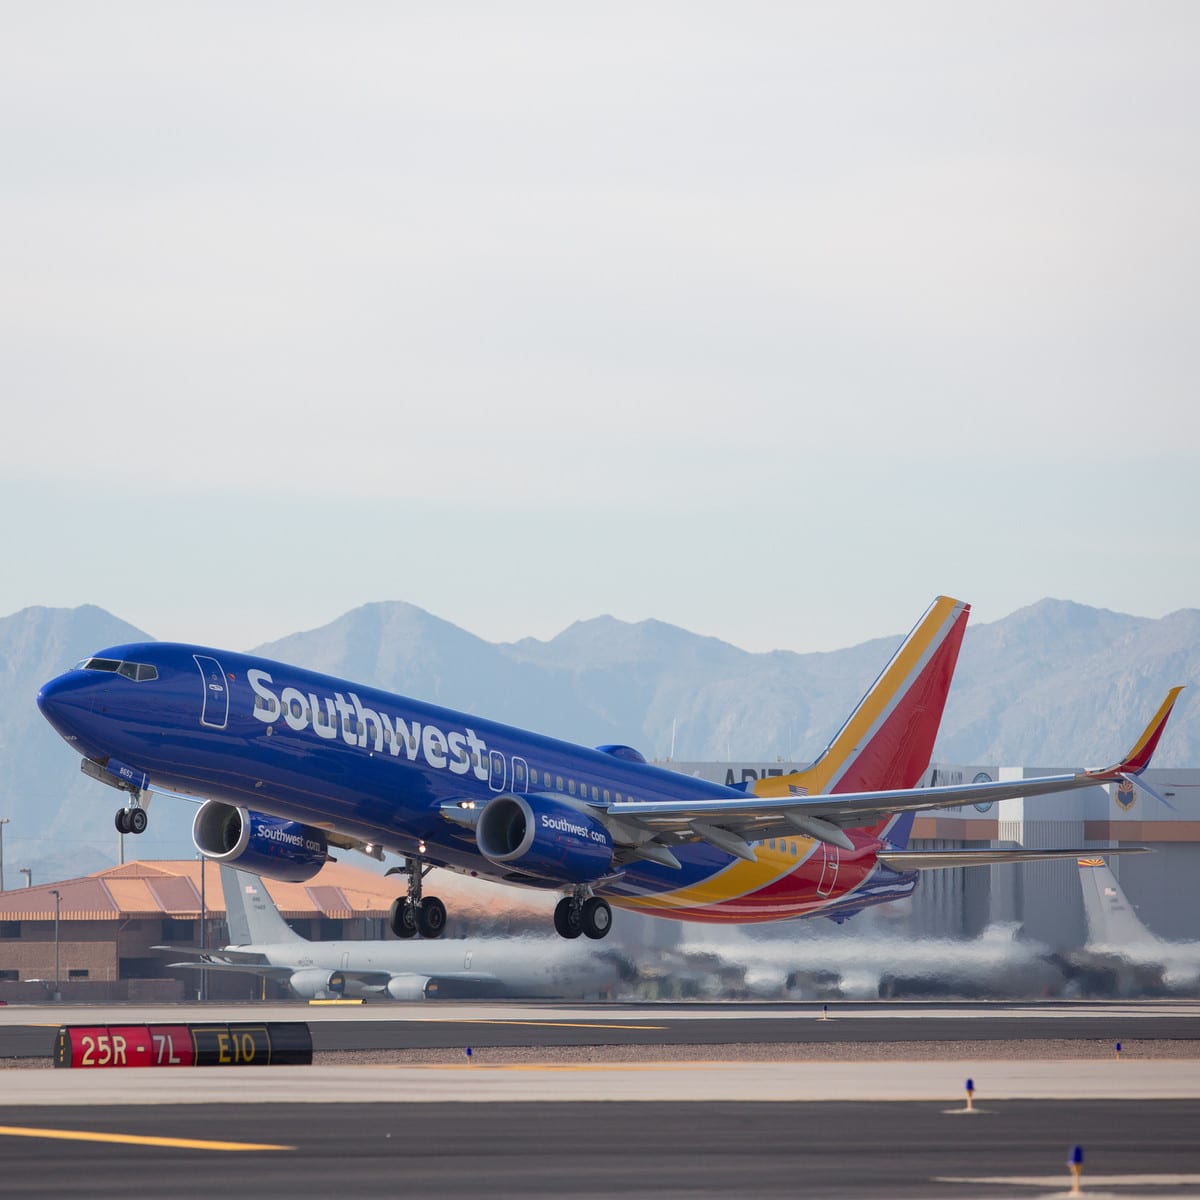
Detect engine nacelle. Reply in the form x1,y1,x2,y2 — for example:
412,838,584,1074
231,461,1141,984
288,969,346,1000
386,975,433,1001
192,801,328,883
476,793,614,884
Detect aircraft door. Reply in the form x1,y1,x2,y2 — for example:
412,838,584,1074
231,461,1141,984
511,756,529,794
488,750,507,792
816,844,840,898
193,655,230,730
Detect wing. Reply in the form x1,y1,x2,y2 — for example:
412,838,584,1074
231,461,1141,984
167,960,293,979
603,688,1183,864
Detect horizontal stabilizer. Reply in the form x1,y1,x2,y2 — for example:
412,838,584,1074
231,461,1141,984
877,845,1151,871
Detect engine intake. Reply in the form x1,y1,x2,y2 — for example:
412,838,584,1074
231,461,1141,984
192,801,328,883
476,793,614,884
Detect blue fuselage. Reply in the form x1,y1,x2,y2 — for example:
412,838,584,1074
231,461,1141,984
37,641,914,921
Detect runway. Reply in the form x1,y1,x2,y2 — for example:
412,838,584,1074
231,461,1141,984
2,1100,1199,1198
3,999,1199,1057
2,1002,1197,1197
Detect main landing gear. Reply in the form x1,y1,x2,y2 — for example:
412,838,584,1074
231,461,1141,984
386,856,446,939
553,891,612,940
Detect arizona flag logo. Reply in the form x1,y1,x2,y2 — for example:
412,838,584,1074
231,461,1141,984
1115,778,1137,811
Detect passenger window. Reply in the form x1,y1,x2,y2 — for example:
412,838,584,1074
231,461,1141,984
556,775,564,791
613,792,620,803
592,785,599,801
568,779,576,795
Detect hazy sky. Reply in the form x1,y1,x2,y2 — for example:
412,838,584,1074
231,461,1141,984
3,2,1197,654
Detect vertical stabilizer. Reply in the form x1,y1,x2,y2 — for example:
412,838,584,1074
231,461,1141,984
220,865,306,945
1077,858,1160,949
754,597,970,844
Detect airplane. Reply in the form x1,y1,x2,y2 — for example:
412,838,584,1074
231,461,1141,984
163,865,622,1000
1075,857,1200,993
672,923,1065,1001
35,595,1183,942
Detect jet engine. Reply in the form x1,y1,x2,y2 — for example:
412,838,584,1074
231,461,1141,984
192,801,328,883
476,793,614,884
386,975,433,1001
288,969,346,1000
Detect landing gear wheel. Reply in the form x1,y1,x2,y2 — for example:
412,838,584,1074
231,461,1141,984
554,897,584,939
115,809,131,834
389,897,417,939
416,896,446,939
581,896,612,940
127,807,148,835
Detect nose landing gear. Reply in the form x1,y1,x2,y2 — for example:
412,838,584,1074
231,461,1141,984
114,793,151,835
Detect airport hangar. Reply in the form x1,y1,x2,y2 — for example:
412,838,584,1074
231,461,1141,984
1,762,1196,999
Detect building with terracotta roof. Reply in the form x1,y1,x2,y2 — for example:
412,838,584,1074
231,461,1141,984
0,858,559,1002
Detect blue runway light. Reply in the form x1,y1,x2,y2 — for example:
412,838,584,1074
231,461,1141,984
1069,1145,1084,1197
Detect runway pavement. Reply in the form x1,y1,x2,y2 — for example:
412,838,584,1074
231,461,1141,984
2,1001,1197,1197
2,999,1198,1058
1,1099,1199,1198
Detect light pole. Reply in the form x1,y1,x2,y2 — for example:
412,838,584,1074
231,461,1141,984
0,818,8,892
199,855,208,1002
20,867,31,889
49,889,61,1002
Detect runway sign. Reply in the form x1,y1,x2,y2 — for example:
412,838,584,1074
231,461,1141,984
53,1023,312,1068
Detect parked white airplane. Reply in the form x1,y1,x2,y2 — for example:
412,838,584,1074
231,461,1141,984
673,922,1063,1000
166,866,622,1000
1077,857,1200,992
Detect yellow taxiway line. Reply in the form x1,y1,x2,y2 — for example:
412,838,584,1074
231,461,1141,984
0,1124,292,1152
455,1019,665,1030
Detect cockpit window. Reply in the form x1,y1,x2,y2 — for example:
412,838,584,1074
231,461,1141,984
117,662,159,681
74,657,158,681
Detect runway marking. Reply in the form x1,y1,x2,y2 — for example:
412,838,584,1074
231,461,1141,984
364,1062,720,1072
0,1124,293,1152
938,1175,1200,1187
455,1020,666,1031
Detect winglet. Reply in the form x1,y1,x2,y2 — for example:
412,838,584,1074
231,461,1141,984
1091,687,1184,779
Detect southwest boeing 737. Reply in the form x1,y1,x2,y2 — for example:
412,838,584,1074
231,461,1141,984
36,596,1182,941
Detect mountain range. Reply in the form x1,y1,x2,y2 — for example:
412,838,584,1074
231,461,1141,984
2,597,1196,886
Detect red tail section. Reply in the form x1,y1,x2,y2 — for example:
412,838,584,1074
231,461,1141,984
755,597,970,806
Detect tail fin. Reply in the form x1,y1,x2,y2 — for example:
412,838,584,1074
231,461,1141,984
220,865,306,946
1077,857,1160,949
755,596,970,811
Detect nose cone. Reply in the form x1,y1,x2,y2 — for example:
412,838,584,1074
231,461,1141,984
37,671,100,741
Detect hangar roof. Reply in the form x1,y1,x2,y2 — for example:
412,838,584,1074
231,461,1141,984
0,858,556,923
0,859,396,922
